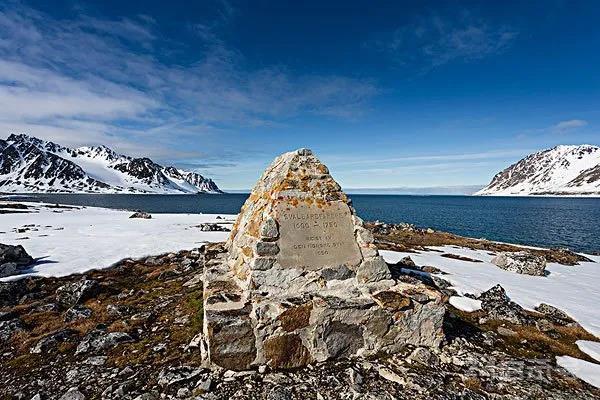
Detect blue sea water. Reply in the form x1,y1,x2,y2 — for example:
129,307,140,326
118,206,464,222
12,194,600,254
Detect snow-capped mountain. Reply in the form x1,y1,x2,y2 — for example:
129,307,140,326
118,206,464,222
475,144,600,196
0,134,222,194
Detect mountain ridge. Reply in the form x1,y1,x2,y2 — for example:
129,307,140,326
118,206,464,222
0,134,222,194
476,144,600,196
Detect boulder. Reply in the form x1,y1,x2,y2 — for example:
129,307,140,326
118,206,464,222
75,330,133,355
31,329,77,354
491,251,546,276
0,243,34,278
397,256,417,268
55,279,99,308
0,243,34,265
0,280,29,307
0,262,19,278
534,303,577,326
0,317,22,341
478,284,532,325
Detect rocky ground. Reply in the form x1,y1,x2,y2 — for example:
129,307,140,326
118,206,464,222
1,225,599,399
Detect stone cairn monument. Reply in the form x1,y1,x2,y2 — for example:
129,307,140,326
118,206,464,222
201,149,444,370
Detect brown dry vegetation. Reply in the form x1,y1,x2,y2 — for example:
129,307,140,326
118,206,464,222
1,249,211,380
448,305,599,362
368,223,591,265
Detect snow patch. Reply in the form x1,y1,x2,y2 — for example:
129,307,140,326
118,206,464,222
556,356,600,388
449,296,482,312
380,247,600,338
576,340,600,362
0,202,234,280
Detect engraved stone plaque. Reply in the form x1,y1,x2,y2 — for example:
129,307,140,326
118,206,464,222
275,201,362,270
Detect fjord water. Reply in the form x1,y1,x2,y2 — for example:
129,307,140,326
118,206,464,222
14,194,600,253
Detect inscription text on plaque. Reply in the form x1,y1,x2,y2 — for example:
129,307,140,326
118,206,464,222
275,201,361,270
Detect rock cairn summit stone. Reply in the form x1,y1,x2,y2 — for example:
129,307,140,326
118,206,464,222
201,149,445,371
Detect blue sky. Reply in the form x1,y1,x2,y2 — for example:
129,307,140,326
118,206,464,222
1,0,599,190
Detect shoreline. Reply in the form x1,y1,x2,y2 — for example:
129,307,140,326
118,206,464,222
5,191,600,197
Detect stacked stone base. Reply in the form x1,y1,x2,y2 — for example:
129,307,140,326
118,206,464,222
201,249,445,371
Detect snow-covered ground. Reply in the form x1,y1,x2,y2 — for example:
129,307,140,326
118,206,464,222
381,246,600,388
380,247,600,338
2,202,598,387
0,202,234,279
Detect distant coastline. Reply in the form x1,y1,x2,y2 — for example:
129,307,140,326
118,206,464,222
224,185,484,196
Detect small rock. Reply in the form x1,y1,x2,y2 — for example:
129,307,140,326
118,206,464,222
129,211,152,219
536,319,555,332
114,380,134,396
133,394,158,400
152,343,167,352
75,330,133,355
84,356,107,366
497,326,518,337
397,256,416,268
196,377,212,393
157,366,203,387
223,370,236,378
251,257,276,271
35,303,59,312
186,333,203,350
59,388,85,400
347,367,363,386
255,241,280,256
296,148,312,156
174,316,189,325
356,256,391,283
260,218,279,239
267,386,292,400
378,367,406,385
421,265,443,274
196,223,229,232
64,306,92,322
119,366,134,376
407,347,433,365
106,304,127,317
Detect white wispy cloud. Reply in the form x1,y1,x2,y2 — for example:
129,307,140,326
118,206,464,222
551,119,588,134
326,149,532,167
0,1,378,160
369,12,518,70
517,119,590,140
